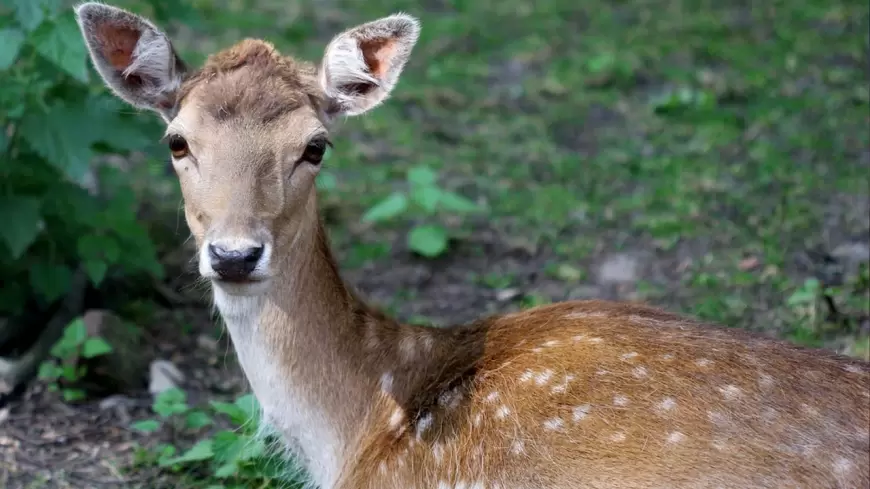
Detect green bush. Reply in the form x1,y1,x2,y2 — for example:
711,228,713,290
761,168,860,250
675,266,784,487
131,389,302,488
0,0,164,317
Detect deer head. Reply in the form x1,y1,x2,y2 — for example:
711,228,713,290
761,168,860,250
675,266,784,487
75,2,419,297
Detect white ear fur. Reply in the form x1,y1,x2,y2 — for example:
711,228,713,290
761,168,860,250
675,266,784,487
319,13,420,117
74,2,186,120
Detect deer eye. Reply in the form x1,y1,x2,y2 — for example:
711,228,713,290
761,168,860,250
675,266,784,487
168,135,189,158
300,138,331,165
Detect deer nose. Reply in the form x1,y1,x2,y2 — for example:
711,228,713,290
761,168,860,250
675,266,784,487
208,242,264,281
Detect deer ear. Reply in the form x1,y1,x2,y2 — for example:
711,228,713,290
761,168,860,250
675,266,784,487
319,14,420,117
74,2,187,121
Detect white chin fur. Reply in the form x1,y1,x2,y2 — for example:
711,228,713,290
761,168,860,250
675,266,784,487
212,279,271,297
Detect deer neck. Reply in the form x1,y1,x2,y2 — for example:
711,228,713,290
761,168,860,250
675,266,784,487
211,196,380,487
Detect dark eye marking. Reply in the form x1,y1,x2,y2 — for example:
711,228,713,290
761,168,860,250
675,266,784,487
298,136,333,165
166,134,190,159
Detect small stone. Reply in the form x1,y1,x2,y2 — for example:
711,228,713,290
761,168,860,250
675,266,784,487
196,334,219,352
598,253,640,284
149,360,185,395
496,288,522,301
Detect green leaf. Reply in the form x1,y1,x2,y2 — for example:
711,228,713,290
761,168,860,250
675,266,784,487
408,224,449,258
83,259,108,286
10,0,62,31
30,263,73,303
234,394,260,420
19,101,95,182
184,411,213,430
361,192,408,223
411,186,441,214
407,166,438,187
62,388,86,402
0,28,25,69
438,191,480,213
0,196,43,259
153,388,189,417
81,337,113,358
28,13,89,83
37,362,61,380
131,420,161,433
236,436,265,461
213,462,238,479
159,439,214,466
78,232,122,264
62,318,88,346
210,401,249,426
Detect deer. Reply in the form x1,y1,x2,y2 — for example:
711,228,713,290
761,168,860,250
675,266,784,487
73,3,869,488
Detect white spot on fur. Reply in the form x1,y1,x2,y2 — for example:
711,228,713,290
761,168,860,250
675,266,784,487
519,370,534,382
543,417,565,431
657,397,677,412
485,391,500,403
712,438,728,451
661,353,674,361
551,374,574,393
495,405,511,419
389,408,404,430
432,443,444,462
398,334,417,363
718,385,742,400
667,431,686,444
535,369,554,385
596,369,609,376
695,358,713,367
613,394,629,406
620,352,639,361
438,387,462,409
531,347,543,353
761,407,779,423
610,432,627,442
473,412,482,427
572,334,586,342
573,404,591,422
380,372,394,393
833,457,852,477
708,411,729,426
758,373,775,389
543,340,560,347
632,366,648,378
511,440,525,454
415,412,433,440
588,337,604,344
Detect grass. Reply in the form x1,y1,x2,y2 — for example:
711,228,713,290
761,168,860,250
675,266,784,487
55,0,870,486
149,0,868,346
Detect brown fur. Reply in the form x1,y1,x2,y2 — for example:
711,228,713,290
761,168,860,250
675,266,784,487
336,299,869,488
177,39,327,124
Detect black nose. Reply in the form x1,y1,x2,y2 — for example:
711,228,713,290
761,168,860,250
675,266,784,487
208,243,264,281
